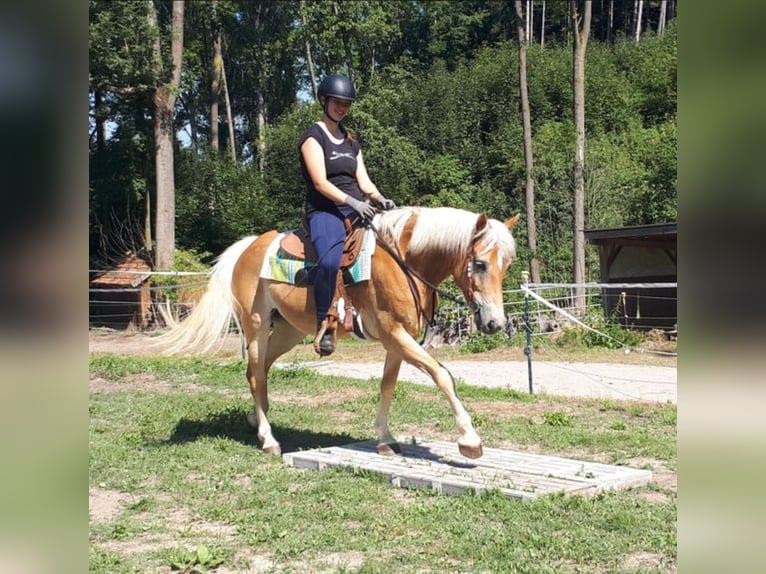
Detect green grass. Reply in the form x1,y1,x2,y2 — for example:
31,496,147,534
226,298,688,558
90,354,676,573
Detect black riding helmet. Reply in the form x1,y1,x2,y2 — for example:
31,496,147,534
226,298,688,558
317,74,356,102
318,74,355,121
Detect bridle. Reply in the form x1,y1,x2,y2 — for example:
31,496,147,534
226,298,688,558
364,217,478,325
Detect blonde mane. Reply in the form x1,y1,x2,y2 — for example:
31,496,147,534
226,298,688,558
376,207,516,263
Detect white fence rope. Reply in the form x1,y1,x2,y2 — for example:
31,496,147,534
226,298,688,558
88,275,676,399
88,272,677,345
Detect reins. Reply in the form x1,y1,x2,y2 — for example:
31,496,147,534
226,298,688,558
363,217,471,326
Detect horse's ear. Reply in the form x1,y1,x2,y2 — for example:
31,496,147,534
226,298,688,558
504,213,520,230
471,213,489,244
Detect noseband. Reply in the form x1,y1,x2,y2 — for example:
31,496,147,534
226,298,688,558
462,254,477,309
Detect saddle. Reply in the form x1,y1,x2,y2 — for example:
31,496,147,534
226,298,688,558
279,217,367,269
279,217,367,337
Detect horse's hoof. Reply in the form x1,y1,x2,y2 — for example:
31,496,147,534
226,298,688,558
377,442,402,456
458,443,483,459
262,444,282,456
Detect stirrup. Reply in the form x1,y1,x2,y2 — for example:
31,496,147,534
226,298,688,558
314,318,336,356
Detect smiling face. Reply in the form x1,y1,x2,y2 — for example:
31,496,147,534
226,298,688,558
322,96,352,122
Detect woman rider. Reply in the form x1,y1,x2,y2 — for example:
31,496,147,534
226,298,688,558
297,73,395,356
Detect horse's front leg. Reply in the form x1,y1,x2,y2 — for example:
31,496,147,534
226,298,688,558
386,329,483,459
374,352,403,455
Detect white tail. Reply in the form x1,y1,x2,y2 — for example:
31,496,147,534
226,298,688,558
154,236,258,355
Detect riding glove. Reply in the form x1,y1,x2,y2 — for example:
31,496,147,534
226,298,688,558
344,196,376,220
377,197,396,210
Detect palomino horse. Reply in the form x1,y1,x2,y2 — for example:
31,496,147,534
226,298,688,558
158,207,519,459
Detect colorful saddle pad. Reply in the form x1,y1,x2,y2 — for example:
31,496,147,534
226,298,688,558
259,228,376,285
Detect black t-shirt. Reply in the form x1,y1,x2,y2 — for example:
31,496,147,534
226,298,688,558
298,122,364,214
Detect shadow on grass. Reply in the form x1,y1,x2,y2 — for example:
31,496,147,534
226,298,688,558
164,406,360,452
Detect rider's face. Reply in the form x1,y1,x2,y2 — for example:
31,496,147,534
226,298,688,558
326,96,351,118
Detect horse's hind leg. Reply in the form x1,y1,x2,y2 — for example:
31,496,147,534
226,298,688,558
263,315,305,373
244,316,305,456
242,319,282,455
374,352,403,455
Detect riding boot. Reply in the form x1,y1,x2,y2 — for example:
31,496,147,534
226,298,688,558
314,318,335,356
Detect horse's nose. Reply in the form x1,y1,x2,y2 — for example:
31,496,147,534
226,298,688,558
486,319,501,334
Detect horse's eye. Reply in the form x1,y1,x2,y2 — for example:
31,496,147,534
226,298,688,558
473,260,488,273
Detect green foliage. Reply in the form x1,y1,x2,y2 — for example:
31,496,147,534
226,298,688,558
613,23,677,125
147,247,211,304
461,331,509,354
542,411,574,427
414,154,477,209
261,102,320,231
165,544,226,573
345,107,422,205
89,0,157,92
175,152,269,255
585,42,642,134
90,2,677,284
552,317,644,350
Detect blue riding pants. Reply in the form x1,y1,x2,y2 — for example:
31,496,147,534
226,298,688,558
307,209,348,324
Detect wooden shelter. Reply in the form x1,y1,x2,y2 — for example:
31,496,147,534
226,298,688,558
585,223,676,330
89,254,152,329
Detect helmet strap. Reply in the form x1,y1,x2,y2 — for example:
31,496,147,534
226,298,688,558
321,97,344,124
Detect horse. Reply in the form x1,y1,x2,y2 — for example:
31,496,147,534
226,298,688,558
157,206,520,459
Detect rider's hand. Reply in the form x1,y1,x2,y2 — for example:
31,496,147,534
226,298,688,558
344,196,376,220
377,197,396,211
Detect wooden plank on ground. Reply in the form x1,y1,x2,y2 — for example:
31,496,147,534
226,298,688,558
283,437,652,501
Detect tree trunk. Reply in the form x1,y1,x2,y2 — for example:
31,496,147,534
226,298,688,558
257,91,266,171
344,35,356,86
306,39,317,100
220,56,236,161
144,183,152,253
658,0,667,34
540,0,546,47
149,0,185,271
570,0,591,314
94,90,106,153
210,2,222,151
515,1,541,283
607,0,614,44
526,1,532,43
300,0,317,100
634,0,643,41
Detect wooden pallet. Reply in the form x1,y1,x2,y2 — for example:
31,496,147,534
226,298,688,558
283,437,652,501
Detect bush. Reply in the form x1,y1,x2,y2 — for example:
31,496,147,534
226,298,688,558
151,247,211,304
552,316,644,350
461,331,509,354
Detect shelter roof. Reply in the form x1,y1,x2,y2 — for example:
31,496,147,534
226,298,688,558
90,254,152,288
585,223,676,247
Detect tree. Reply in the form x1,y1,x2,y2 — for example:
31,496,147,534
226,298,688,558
633,0,644,41
515,1,541,282
658,0,667,34
210,0,222,152
570,0,591,312
227,0,300,167
148,0,185,270
89,0,160,260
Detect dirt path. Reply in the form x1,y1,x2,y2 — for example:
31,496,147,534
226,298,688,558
90,330,676,403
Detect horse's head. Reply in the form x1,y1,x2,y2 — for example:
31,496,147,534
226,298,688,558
457,213,520,334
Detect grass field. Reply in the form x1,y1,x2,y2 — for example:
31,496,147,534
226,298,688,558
89,344,676,574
